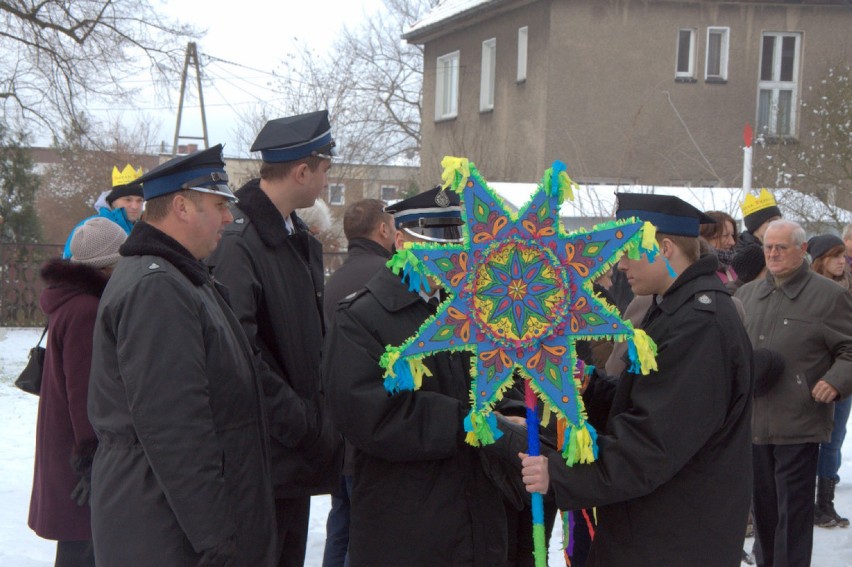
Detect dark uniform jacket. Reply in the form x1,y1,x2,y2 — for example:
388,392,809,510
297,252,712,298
323,268,508,567
88,222,275,566
736,260,852,444
323,236,392,477
552,254,754,567
207,179,342,497
29,260,105,541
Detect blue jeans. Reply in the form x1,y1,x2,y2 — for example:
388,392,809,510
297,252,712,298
818,396,852,481
322,475,353,567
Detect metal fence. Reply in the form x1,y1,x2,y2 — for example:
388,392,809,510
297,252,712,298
0,243,349,327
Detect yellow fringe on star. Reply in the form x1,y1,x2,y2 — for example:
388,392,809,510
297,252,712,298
441,156,471,191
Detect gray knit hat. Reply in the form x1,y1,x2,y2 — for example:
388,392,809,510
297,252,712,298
70,217,127,268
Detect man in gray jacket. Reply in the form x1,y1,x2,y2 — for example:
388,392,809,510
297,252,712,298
88,146,276,566
736,219,852,567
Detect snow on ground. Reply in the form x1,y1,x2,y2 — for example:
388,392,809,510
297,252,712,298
2,327,851,566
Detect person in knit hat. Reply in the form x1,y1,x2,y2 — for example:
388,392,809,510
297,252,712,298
29,216,127,567
807,233,852,529
69,217,127,270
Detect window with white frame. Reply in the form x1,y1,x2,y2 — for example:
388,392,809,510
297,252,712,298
517,27,528,82
480,38,496,111
435,51,460,120
675,28,696,80
381,185,398,202
705,27,729,81
329,184,345,206
757,32,801,138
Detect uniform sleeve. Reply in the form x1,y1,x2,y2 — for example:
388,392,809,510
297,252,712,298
820,290,852,399
547,316,738,510
211,234,319,448
61,297,98,454
116,275,235,552
324,306,464,462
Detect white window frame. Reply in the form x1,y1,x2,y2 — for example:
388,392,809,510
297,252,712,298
675,28,696,80
517,27,528,83
705,27,729,81
435,51,460,121
328,184,345,206
380,185,398,202
480,38,496,111
756,32,801,138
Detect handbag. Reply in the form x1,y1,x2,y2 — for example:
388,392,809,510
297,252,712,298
14,326,47,396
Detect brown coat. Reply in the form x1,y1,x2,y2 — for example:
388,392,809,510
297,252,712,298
736,260,852,444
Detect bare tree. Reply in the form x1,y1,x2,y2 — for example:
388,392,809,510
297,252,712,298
1,0,195,134
754,65,852,221
253,0,437,170
37,115,161,244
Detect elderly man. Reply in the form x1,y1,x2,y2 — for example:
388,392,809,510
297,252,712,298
87,146,275,566
736,219,852,567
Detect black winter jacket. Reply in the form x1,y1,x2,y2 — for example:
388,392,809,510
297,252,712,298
208,179,342,497
323,268,508,567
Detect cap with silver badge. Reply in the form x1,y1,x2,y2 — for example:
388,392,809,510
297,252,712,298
135,144,235,202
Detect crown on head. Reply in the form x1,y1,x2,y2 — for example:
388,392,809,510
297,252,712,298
740,188,778,217
112,164,144,188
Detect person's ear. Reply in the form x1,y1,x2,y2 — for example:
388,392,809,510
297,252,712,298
172,193,191,220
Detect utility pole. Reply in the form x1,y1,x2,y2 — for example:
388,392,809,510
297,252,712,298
172,42,209,156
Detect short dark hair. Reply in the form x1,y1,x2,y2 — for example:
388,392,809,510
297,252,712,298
699,211,736,242
344,199,390,241
658,233,699,263
143,189,202,222
259,156,325,181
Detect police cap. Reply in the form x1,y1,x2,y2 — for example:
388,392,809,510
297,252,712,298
385,185,463,243
616,193,715,237
250,110,336,163
136,145,235,202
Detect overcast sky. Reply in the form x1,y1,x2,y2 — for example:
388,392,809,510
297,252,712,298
90,0,385,156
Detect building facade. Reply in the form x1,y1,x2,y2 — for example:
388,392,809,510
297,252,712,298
405,0,852,186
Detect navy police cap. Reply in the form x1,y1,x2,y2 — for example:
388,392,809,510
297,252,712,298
251,110,336,163
616,193,715,237
136,145,235,202
385,185,463,243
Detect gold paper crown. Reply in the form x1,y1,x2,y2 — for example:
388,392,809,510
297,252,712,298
112,164,144,188
740,188,778,217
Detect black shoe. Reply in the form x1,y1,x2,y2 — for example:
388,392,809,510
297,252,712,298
815,505,838,528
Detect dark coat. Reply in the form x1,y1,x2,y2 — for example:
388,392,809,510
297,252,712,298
322,237,392,477
207,179,342,497
87,222,275,567
323,268,508,567
551,254,754,567
28,260,105,541
736,260,852,444
323,237,391,324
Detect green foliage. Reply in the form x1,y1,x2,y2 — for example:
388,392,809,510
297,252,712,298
0,126,42,243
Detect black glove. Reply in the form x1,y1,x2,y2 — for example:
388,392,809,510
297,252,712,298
197,535,237,567
753,348,785,397
70,474,91,507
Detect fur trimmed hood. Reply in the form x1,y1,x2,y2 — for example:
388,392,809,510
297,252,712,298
39,258,110,315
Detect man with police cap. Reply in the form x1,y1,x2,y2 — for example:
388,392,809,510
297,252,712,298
517,193,754,567
322,186,509,567
207,111,342,567
87,145,276,566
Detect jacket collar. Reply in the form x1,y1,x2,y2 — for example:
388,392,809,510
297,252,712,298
756,258,811,300
656,253,728,315
119,221,210,286
234,178,308,248
347,237,392,259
